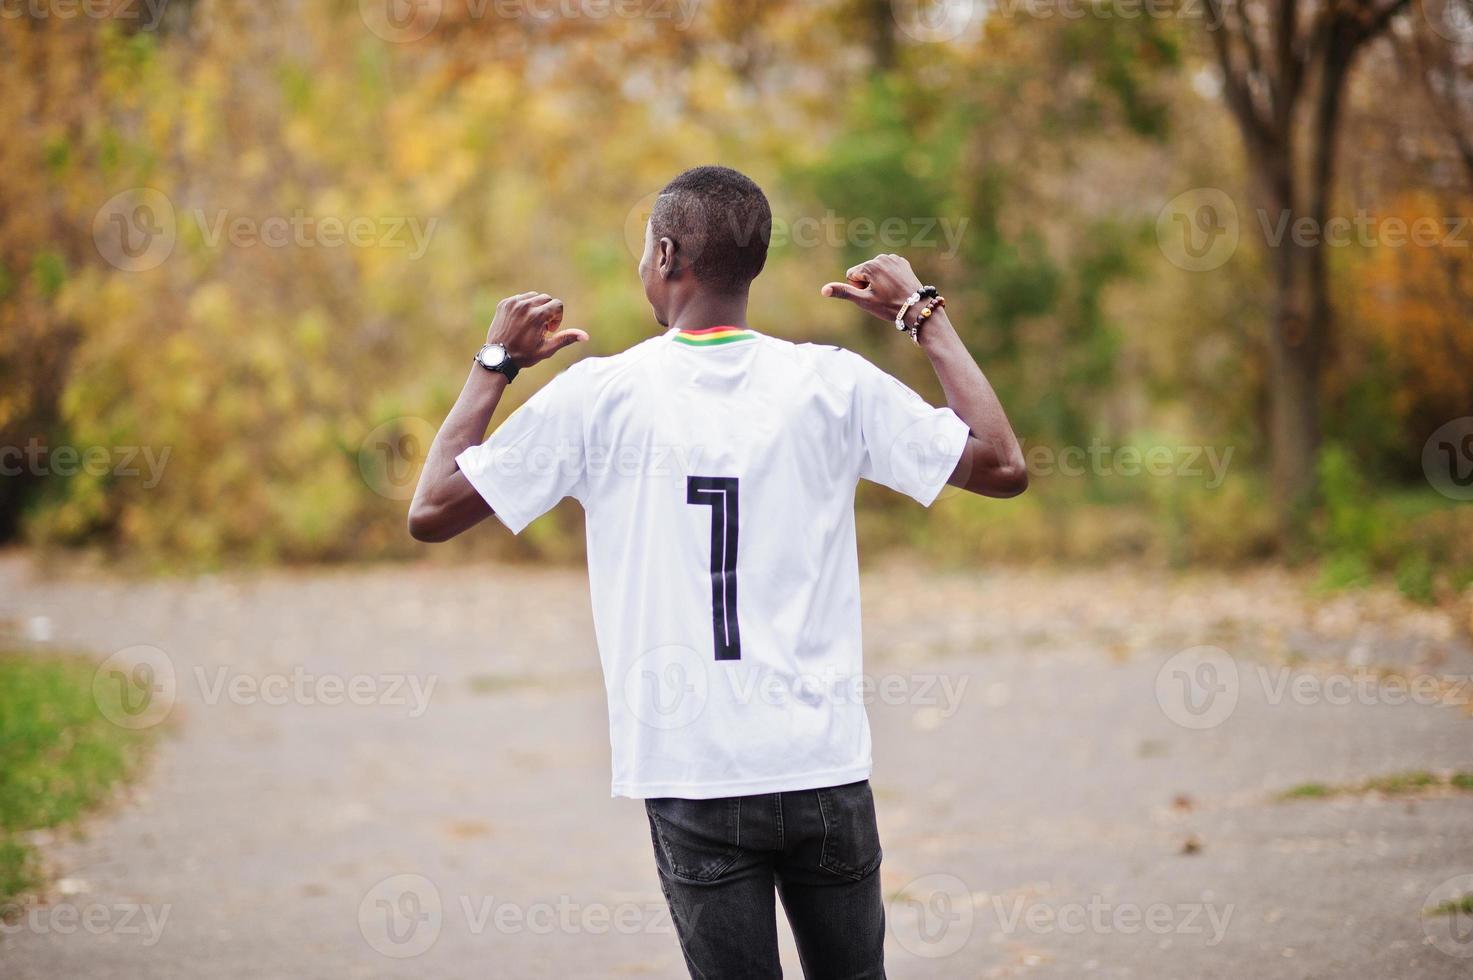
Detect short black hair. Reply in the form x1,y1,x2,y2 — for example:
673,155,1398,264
650,165,771,294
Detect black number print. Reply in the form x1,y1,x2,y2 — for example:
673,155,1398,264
686,476,741,661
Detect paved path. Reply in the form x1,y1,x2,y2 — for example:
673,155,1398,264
1,555,1471,978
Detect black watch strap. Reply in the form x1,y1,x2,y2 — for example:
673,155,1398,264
475,344,520,383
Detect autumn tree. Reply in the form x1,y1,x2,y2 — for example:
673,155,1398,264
1201,0,1430,531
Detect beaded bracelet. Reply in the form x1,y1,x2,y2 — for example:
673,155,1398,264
894,285,940,335
907,294,945,343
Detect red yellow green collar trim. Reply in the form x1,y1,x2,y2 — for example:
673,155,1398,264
671,325,757,347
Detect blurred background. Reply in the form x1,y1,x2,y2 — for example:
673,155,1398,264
2,1,1472,977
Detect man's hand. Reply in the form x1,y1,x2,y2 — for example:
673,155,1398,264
408,293,587,543
820,254,1029,499
821,254,924,324
488,292,588,366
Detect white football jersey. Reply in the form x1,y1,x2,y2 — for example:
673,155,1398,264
456,326,969,799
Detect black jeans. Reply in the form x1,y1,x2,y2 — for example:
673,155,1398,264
645,780,887,979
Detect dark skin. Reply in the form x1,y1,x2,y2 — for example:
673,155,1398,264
407,226,1026,543
820,252,1029,500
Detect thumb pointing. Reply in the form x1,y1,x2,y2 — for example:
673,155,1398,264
547,328,588,351
821,282,866,302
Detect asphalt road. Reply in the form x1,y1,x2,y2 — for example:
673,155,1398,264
2,555,1471,978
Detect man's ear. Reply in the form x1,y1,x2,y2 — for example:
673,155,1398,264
656,236,678,279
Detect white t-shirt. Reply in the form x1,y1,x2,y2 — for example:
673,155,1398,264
456,326,969,799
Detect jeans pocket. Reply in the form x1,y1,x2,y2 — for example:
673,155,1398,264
815,780,883,880
645,797,743,883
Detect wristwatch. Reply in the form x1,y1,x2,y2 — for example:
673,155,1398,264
474,342,520,383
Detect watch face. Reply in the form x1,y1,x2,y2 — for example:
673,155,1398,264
479,344,506,368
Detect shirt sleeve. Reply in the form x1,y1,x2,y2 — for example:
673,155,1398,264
851,353,971,507
454,364,587,534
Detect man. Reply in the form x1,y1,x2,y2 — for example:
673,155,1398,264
408,165,1026,978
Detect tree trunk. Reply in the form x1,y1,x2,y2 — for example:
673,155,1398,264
1259,34,1351,541
1267,259,1323,528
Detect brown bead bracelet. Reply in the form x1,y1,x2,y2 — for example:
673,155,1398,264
907,294,945,343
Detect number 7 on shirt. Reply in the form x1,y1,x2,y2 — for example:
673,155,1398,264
686,476,741,661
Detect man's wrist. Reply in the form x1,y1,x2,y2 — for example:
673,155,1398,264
466,362,511,394
916,307,960,354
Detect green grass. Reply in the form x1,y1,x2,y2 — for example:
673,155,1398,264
1280,782,1333,800
0,650,155,904
1426,895,1473,917
1277,770,1473,802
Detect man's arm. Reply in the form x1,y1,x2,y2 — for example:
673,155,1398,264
407,292,587,542
821,254,1028,498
